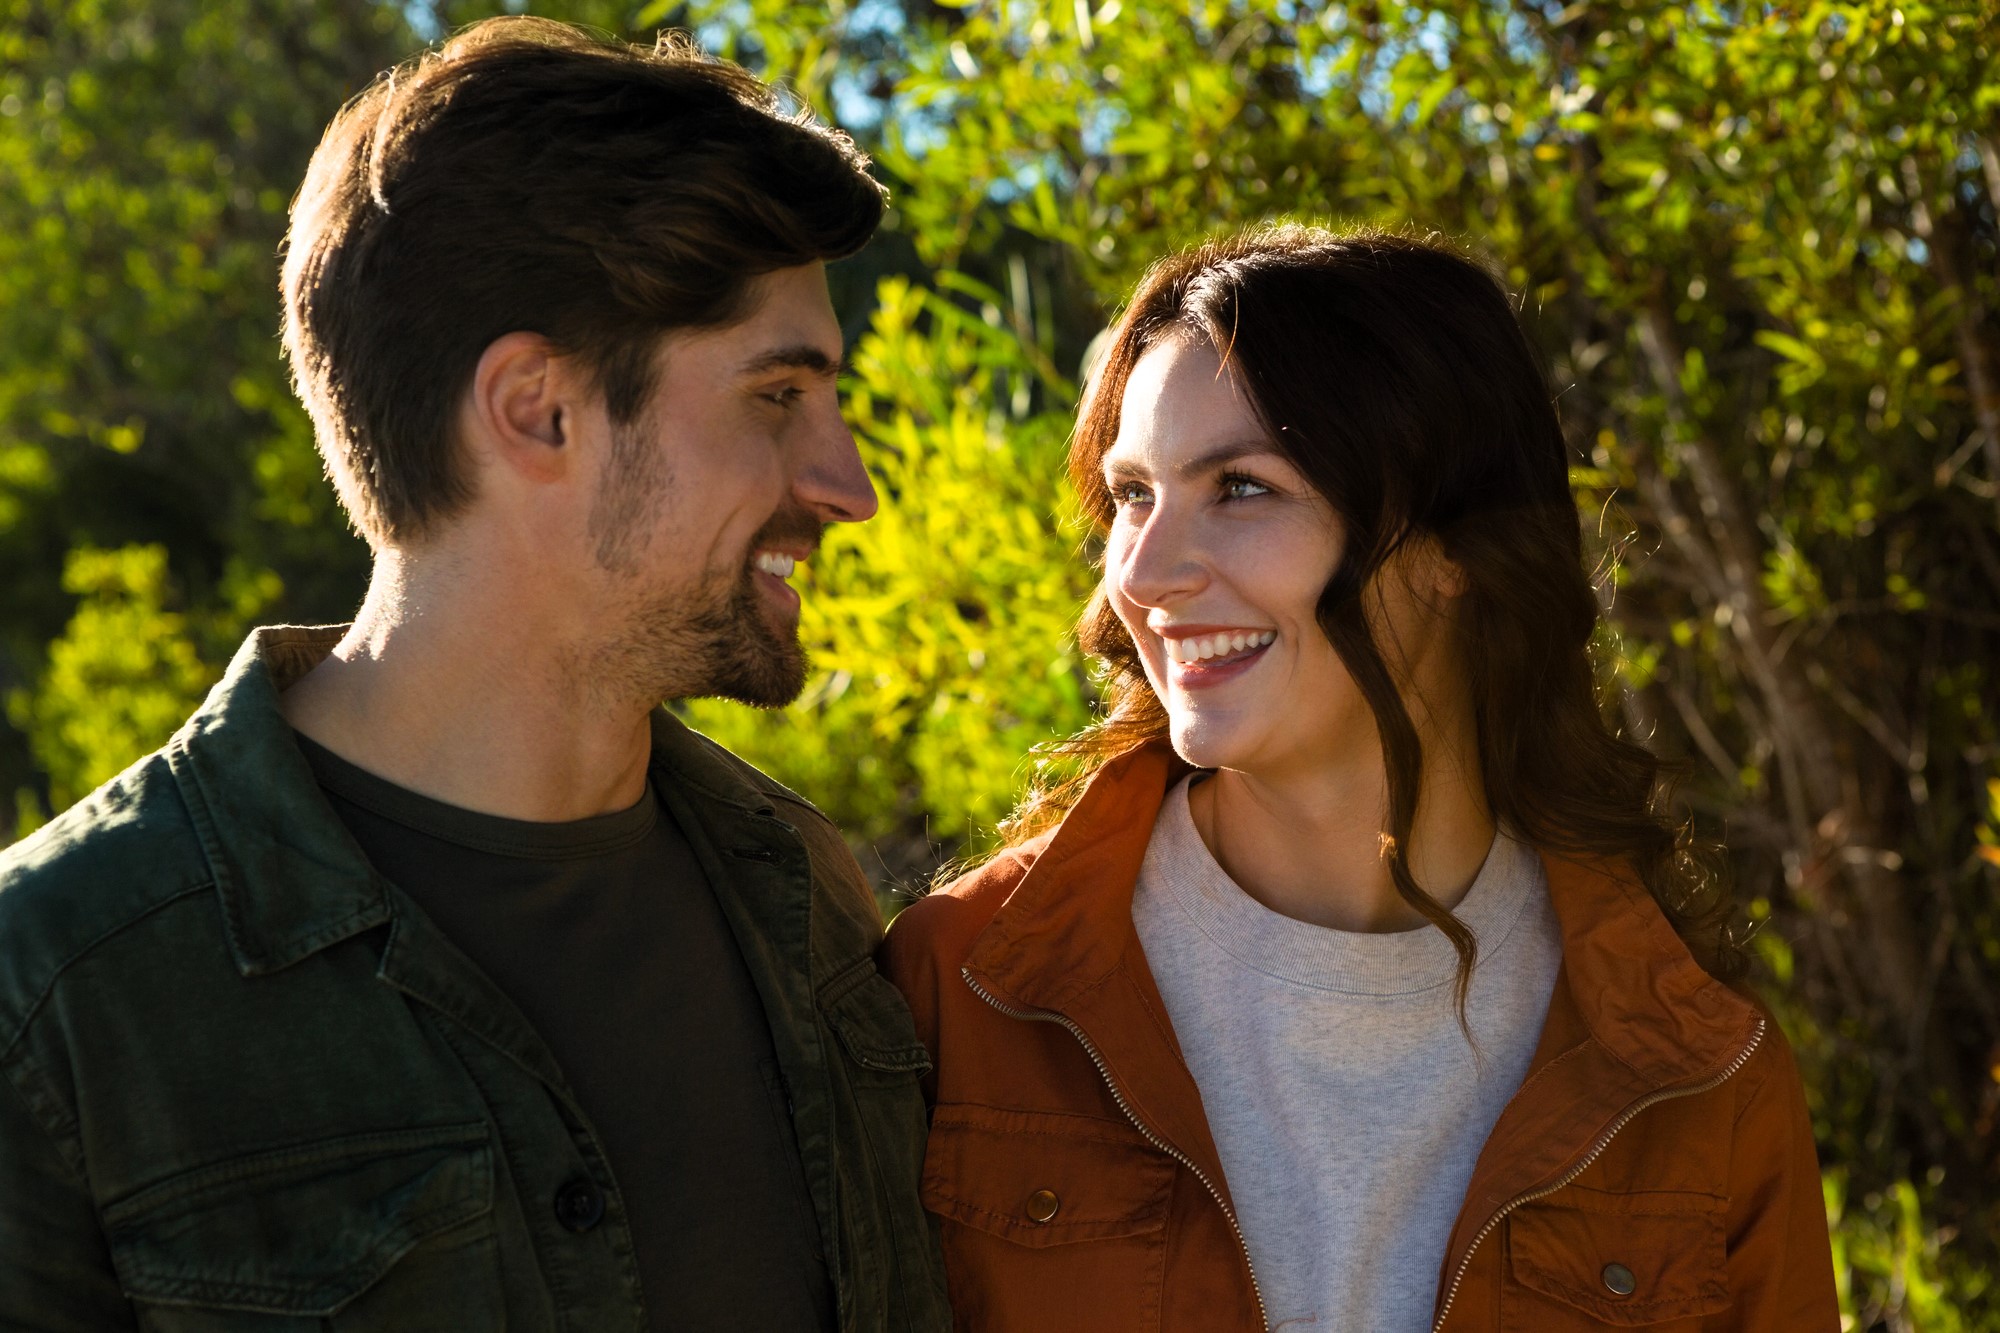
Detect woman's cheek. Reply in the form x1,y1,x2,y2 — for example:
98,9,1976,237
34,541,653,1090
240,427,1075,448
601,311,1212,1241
1104,585,1160,686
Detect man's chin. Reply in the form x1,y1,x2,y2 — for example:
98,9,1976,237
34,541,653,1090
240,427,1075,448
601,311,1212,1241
652,574,811,709
705,672,806,711
697,637,808,710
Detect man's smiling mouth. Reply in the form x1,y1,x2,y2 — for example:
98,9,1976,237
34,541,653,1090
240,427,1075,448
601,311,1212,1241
750,547,810,616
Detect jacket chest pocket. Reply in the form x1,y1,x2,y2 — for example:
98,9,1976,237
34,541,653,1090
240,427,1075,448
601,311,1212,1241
821,963,952,1330
103,1123,501,1333
1502,1187,1729,1331
921,1104,1175,1333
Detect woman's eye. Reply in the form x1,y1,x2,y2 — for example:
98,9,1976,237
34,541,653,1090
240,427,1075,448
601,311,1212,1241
1220,473,1271,500
1110,480,1152,507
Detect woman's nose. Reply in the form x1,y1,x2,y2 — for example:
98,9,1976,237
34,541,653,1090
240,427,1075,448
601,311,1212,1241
1110,507,1207,609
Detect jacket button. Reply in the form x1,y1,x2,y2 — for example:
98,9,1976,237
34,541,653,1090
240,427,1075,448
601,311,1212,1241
555,1178,606,1233
1602,1262,1636,1296
1026,1189,1059,1223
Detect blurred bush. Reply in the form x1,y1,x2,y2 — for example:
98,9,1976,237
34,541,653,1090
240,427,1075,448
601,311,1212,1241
0,0,398,810
3,0,1996,1326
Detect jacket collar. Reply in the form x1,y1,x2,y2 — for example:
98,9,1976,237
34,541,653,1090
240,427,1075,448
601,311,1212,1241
166,626,391,977
644,706,783,816
964,743,1189,1013
166,625,785,978
963,741,1762,1184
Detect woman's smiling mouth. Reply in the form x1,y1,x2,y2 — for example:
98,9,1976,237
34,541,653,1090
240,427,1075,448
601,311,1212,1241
1160,628,1276,687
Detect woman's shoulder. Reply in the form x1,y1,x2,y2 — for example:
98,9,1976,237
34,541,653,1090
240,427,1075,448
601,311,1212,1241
886,831,1057,958
1722,994,1812,1124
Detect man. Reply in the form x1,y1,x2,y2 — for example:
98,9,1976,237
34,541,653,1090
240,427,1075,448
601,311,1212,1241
0,18,949,1331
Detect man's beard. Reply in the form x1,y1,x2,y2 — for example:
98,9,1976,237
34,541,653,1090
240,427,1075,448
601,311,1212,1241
586,420,823,709
670,541,813,708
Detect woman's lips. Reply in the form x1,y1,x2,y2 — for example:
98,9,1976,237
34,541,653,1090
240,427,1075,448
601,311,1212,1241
1167,638,1271,688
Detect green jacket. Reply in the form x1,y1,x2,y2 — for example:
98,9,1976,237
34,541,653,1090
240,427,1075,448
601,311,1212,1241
0,626,951,1332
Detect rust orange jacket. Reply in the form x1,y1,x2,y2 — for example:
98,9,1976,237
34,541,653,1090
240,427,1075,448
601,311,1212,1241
879,744,1840,1332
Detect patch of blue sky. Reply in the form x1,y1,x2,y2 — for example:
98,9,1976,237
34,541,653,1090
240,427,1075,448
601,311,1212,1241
687,0,758,62
1500,7,1542,63
1415,8,1455,67
1294,37,1354,100
402,2,446,42
979,149,1063,206
824,0,909,128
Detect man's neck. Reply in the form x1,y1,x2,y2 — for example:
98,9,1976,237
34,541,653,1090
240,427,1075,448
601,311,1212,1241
279,550,655,822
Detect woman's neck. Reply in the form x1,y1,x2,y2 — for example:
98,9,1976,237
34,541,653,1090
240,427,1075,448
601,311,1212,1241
1185,732,1495,934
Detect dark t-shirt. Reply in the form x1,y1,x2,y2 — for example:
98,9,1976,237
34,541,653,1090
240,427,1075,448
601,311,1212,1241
297,733,833,1332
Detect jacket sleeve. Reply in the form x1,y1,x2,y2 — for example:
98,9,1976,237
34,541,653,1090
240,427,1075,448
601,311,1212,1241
0,1068,136,1329
1719,1030,1841,1331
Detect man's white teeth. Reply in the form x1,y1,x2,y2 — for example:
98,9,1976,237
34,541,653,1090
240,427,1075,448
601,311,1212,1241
754,551,797,578
1166,630,1276,663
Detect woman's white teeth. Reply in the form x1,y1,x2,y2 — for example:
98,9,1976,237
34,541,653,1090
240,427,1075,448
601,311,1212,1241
1167,630,1275,663
754,551,797,578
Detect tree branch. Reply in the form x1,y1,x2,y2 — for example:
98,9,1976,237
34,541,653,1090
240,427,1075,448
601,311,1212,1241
1905,155,2000,532
1633,298,1931,1035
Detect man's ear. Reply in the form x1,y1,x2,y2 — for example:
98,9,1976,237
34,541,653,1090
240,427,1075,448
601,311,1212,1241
467,331,573,485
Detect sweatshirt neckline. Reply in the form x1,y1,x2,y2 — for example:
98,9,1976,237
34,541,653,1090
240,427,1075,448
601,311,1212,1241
1139,776,1545,996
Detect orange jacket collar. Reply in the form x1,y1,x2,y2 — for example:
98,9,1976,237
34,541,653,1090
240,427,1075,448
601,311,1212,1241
967,742,1755,1075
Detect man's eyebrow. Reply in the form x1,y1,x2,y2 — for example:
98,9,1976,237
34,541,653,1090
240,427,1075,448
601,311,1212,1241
737,344,847,379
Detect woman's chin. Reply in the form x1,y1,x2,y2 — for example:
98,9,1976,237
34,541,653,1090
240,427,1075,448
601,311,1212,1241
1167,717,1263,775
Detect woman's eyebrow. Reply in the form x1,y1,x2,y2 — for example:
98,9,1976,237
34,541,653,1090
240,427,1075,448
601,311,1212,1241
1169,438,1280,478
1102,439,1279,481
1101,452,1152,483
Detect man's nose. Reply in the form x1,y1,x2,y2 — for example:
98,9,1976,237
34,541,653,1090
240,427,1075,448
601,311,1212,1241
794,409,879,524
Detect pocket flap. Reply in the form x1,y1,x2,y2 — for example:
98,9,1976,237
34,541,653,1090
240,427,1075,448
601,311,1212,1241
1508,1187,1729,1325
104,1122,494,1316
921,1105,1174,1249
823,965,933,1074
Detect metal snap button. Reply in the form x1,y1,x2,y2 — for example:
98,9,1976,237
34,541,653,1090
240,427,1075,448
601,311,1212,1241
1026,1189,1059,1223
1602,1262,1637,1296
555,1178,606,1233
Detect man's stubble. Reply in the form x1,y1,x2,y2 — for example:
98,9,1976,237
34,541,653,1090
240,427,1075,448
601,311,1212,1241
584,414,820,711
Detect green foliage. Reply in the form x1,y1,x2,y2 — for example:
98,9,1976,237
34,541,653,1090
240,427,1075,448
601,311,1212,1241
1829,1173,1995,1333
0,0,395,822
4,544,259,810
1979,777,2000,870
3,1,1997,1325
684,276,1097,860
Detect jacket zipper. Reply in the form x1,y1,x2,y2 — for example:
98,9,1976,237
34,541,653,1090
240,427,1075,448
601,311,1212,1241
1429,1015,1766,1332
961,968,1272,1331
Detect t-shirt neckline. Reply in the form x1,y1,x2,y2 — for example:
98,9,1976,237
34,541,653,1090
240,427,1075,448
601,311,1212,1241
294,730,660,861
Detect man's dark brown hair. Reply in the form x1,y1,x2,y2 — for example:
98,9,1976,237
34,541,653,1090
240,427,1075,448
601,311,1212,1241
280,16,886,546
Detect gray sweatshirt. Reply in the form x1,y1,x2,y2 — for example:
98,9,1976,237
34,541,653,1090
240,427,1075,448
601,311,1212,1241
1132,777,1563,1332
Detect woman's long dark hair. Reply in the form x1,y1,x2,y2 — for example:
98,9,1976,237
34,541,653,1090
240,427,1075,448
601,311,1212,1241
1005,223,1742,991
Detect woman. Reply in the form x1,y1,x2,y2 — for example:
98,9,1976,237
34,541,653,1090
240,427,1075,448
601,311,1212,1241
880,226,1837,1331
